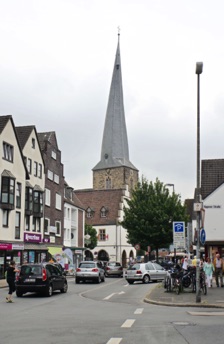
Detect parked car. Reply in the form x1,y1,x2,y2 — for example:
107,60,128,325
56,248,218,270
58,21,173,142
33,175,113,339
126,262,167,284
15,263,68,297
105,261,123,277
76,261,105,284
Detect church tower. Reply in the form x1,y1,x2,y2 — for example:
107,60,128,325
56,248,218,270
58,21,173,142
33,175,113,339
93,33,138,191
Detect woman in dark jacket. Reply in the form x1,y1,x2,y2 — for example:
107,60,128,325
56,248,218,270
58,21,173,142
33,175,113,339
6,261,19,303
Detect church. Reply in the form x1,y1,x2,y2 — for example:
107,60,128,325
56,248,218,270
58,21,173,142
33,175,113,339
75,34,139,267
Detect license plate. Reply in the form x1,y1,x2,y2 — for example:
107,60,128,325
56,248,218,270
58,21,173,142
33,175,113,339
24,278,35,282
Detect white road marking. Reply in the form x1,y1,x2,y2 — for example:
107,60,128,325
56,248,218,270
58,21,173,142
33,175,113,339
121,319,136,328
103,293,116,300
118,291,125,295
134,308,144,314
106,338,122,344
188,311,224,316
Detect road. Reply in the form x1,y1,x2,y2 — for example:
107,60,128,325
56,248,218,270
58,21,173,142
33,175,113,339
1,276,224,344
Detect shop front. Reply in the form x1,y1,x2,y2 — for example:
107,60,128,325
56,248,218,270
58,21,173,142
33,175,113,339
23,232,48,264
0,242,24,279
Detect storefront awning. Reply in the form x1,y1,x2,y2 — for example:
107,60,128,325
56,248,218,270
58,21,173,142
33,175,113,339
47,246,62,256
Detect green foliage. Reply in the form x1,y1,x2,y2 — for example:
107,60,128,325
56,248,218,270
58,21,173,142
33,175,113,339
121,177,189,253
85,224,97,250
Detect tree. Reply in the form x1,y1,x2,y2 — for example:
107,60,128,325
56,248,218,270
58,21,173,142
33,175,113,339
84,224,97,250
121,177,189,258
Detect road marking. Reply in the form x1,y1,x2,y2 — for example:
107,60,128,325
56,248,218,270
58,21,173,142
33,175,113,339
106,338,122,344
118,291,125,295
188,311,224,316
121,319,136,328
134,308,143,314
103,293,116,300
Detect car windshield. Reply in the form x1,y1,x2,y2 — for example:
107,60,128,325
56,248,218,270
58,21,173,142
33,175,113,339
20,265,42,276
79,263,95,269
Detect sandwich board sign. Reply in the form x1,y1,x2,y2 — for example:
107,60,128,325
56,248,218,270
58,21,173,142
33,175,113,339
173,222,185,250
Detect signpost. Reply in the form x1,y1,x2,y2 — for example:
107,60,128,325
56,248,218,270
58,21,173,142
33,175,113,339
200,228,206,245
173,222,185,250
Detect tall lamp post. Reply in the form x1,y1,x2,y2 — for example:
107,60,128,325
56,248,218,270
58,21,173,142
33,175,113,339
195,62,203,303
165,183,175,194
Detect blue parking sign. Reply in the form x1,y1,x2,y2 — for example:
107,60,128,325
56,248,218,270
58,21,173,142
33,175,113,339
173,222,184,233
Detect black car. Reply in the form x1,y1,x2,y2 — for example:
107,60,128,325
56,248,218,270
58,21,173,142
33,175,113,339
16,263,68,297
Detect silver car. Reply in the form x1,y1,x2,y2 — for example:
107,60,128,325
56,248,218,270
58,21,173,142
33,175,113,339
126,262,167,284
76,261,105,284
105,261,123,277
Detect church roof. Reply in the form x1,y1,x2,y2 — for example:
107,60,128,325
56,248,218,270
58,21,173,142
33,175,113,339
93,34,137,171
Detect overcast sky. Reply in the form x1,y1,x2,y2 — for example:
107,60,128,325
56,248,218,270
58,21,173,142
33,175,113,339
1,0,224,201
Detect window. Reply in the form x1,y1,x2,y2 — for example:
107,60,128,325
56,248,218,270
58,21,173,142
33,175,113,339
106,177,112,189
32,138,35,148
45,188,51,206
86,207,94,218
100,206,107,218
47,170,53,180
56,193,62,210
2,210,9,227
25,215,30,231
25,187,33,213
34,162,38,176
1,177,15,206
16,182,21,208
38,164,42,178
32,217,40,232
51,151,56,160
33,191,43,215
54,174,59,184
3,142,13,162
27,158,32,174
55,221,61,236
44,218,50,233
99,229,106,241
15,212,21,239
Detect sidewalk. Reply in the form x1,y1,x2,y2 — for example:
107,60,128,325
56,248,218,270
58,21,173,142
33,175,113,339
144,282,224,308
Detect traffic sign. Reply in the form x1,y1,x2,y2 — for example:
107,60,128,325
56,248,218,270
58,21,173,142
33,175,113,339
135,244,140,250
200,228,206,245
173,222,185,250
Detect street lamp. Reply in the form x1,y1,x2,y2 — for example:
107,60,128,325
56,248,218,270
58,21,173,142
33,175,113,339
165,183,175,194
195,62,203,303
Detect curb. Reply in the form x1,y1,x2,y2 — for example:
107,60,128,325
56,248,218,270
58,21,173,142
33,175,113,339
143,283,224,309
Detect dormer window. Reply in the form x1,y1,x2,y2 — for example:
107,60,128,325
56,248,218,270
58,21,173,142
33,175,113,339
100,206,108,218
86,207,94,218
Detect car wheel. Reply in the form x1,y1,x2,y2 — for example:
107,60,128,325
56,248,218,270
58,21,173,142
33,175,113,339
127,280,134,284
143,275,150,284
45,284,53,297
61,282,68,293
16,291,23,297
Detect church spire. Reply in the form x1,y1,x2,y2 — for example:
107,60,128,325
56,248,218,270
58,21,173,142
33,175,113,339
93,33,137,172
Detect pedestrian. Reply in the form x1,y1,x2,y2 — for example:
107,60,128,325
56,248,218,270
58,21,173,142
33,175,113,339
6,260,19,303
203,257,214,288
182,257,188,271
213,253,224,287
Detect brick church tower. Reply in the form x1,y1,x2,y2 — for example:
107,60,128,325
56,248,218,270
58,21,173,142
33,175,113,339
92,33,138,192
75,33,138,265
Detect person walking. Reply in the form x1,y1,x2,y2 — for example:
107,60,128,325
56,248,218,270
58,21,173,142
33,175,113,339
213,253,224,287
203,257,214,288
6,261,19,303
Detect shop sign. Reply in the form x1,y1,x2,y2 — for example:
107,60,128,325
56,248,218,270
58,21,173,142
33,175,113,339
43,238,50,243
75,250,83,254
50,236,56,243
24,232,42,243
0,243,12,250
12,244,24,250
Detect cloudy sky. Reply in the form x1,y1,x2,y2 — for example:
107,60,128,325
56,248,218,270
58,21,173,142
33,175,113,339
1,0,224,201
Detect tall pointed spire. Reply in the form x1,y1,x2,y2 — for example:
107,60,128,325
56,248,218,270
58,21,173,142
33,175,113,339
93,33,137,171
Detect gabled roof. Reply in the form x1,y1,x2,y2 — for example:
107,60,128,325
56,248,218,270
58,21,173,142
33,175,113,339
37,131,58,151
93,34,137,171
15,126,34,149
201,159,224,199
0,115,29,180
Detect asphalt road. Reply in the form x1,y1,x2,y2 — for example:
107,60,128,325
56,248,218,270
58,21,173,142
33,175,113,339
1,277,224,344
